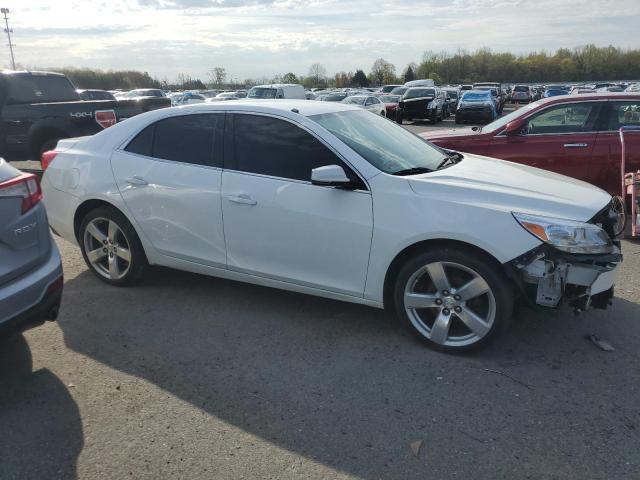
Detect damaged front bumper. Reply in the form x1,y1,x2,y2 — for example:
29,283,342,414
508,244,622,313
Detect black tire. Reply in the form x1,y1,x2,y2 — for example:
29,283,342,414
79,206,148,286
396,112,403,124
393,246,514,353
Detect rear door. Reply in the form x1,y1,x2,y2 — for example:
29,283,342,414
487,101,604,185
591,99,640,195
110,113,227,268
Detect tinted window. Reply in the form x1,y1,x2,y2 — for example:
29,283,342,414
125,124,154,156
125,114,220,166
233,114,342,181
5,75,79,104
153,115,218,166
404,88,435,99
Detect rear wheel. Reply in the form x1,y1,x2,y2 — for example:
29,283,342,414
393,247,513,352
79,206,147,286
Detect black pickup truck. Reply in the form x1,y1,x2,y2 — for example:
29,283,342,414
0,70,170,161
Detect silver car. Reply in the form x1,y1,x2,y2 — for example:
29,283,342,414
0,158,63,337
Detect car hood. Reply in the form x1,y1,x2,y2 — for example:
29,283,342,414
420,127,480,141
407,153,611,222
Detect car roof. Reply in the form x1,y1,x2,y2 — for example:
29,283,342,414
532,92,640,105
161,100,362,117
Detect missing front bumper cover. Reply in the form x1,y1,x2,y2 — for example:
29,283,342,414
508,245,621,312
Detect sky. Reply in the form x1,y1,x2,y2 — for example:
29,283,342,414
2,0,640,82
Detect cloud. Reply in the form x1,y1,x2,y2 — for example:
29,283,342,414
2,0,639,80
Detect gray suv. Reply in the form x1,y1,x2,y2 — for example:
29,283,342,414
0,158,63,336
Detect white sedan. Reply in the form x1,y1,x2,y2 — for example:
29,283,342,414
342,95,387,116
41,100,621,352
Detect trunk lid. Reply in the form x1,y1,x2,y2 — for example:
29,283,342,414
0,159,50,285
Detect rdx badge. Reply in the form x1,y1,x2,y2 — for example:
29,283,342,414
14,222,37,235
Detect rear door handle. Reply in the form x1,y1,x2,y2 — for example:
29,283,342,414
227,193,257,205
563,143,588,148
125,176,148,186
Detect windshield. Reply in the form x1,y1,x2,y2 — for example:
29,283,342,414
460,92,491,102
310,110,448,174
484,101,539,131
404,88,435,99
381,85,399,93
379,95,400,103
514,86,529,92
343,96,366,105
248,87,277,99
127,89,163,97
445,91,458,99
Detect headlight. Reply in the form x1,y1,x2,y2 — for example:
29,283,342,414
513,212,613,254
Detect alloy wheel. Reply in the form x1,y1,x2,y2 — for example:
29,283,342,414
403,261,496,347
83,217,132,280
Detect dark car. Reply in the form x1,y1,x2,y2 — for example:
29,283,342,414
455,90,497,124
396,87,445,124
0,158,63,337
77,89,116,101
442,88,460,114
0,71,171,161
422,93,640,196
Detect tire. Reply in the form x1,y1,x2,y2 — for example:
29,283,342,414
393,246,514,352
79,206,148,286
381,110,386,118
396,112,403,124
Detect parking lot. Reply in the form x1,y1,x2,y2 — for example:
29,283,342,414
2,114,639,480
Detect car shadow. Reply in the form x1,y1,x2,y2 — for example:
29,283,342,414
0,334,84,480
57,266,640,479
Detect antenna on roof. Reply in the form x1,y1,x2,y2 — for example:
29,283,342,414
291,108,299,114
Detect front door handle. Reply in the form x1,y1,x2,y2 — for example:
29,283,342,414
563,143,588,148
125,176,148,186
227,193,257,205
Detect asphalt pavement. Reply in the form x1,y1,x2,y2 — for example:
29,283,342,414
2,112,640,479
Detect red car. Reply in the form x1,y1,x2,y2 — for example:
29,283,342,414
378,94,401,120
422,93,640,196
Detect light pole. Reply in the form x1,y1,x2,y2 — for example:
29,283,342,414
1,7,16,70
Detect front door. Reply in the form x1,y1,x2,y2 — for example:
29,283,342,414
110,113,227,268
487,101,604,185
221,113,373,297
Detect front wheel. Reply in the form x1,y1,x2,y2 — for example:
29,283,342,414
79,206,148,286
393,247,513,352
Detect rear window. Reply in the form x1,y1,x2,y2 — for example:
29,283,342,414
514,86,529,92
4,75,79,104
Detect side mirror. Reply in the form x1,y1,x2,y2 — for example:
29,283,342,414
311,165,353,188
504,118,526,136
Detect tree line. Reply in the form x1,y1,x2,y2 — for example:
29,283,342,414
46,44,640,91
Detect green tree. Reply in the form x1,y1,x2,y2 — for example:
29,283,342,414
352,69,369,87
404,64,416,83
281,72,299,84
